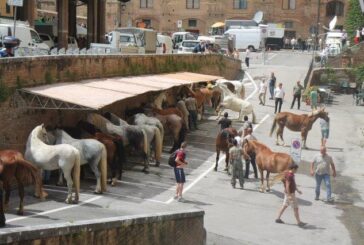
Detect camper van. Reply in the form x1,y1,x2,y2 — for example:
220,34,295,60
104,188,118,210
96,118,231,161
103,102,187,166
0,23,50,51
156,34,173,54
225,28,263,51
172,32,196,49
115,27,157,54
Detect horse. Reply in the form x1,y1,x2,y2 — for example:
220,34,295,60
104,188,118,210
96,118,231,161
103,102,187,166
87,113,149,172
215,128,238,172
133,113,164,142
269,108,329,148
146,109,186,153
47,129,108,194
0,150,45,215
152,92,185,120
216,79,246,99
179,86,206,119
104,112,163,166
214,83,256,123
24,124,81,204
243,140,292,192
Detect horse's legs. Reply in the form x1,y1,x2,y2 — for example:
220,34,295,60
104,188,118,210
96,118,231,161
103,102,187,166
225,152,230,171
276,125,285,146
215,148,220,171
57,169,64,186
16,179,25,215
259,169,265,193
266,172,271,192
61,167,74,204
142,152,150,173
301,130,308,149
3,182,11,211
89,157,102,194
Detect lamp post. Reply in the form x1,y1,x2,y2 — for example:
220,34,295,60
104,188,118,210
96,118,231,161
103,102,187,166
315,0,321,51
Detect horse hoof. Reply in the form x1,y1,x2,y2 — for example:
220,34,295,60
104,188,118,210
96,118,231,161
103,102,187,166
155,161,160,167
94,190,102,195
72,200,79,204
214,167,217,172
17,210,24,216
142,168,150,174
56,182,64,186
65,199,72,204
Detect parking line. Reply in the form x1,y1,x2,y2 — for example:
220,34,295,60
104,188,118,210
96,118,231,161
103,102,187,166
244,71,258,100
7,196,102,223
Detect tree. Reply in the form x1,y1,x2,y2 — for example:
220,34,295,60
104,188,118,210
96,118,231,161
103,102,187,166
345,0,364,41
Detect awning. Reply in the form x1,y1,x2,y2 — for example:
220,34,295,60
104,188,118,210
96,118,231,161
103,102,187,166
15,72,222,111
211,22,225,28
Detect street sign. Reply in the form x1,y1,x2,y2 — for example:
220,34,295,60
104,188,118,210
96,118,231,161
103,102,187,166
177,20,182,28
7,0,23,7
290,138,302,164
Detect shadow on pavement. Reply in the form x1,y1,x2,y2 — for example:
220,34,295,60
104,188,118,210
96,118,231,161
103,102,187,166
270,189,313,206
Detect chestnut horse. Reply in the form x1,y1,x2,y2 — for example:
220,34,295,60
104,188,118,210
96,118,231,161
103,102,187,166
214,128,238,171
270,108,329,148
243,140,292,192
0,150,45,215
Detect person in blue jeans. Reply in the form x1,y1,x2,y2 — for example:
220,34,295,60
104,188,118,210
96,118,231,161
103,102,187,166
310,146,337,203
269,72,276,100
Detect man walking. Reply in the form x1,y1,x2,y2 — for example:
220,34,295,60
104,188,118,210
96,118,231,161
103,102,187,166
218,112,232,130
243,128,258,179
311,146,336,202
291,81,304,109
269,72,276,100
174,142,188,202
320,117,330,147
229,139,244,189
184,96,198,130
258,79,267,105
245,48,251,68
274,83,285,114
276,163,306,227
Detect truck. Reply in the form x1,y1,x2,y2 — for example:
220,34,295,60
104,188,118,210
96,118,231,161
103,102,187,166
224,27,263,51
265,23,285,50
115,27,157,54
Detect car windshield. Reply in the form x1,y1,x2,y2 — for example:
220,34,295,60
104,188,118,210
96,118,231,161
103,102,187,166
120,35,135,43
40,35,49,41
182,41,198,48
30,30,42,43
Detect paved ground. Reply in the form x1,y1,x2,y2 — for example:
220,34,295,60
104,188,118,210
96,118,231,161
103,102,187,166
2,51,364,245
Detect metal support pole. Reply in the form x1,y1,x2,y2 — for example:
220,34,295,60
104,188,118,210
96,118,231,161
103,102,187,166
315,0,321,51
13,6,17,36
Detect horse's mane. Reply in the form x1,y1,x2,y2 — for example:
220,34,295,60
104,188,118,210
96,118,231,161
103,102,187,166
249,140,273,153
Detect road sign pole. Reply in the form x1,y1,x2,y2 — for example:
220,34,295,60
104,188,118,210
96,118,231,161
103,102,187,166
13,6,17,36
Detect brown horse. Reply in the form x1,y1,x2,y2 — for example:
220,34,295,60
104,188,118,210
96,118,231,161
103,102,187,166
270,108,329,148
214,128,238,171
243,140,292,192
180,86,206,118
0,150,45,215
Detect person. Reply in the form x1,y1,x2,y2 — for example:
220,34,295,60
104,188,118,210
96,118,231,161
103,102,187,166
0,159,5,227
309,87,318,110
218,112,232,130
229,139,245,189
174,142,188,202
242,128,258,179
245,48,250,68
355,28,360,44
242,116,253,131
193,41,206,53
0,36,20,58
341,30,347,47
320,46,328,67
276,163,306,227
290,38,296,51
274,83,285,114
269,72,276,100
291,81,304,110
258,79,267,105
184,96,198,130
320,117,330,147
311,146,336,202
233,48,240,59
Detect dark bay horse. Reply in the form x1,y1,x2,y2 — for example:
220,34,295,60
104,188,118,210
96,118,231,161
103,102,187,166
0,150,45,215
214,128,238,172
270,108,329,148
243,140,292,192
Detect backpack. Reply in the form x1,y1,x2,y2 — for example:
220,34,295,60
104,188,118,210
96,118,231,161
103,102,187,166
168,150,179,167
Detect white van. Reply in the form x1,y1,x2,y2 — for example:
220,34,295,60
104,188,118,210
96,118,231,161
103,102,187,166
156,34,173,54
172,32,196,49
0,23,50,51
224,28,263,51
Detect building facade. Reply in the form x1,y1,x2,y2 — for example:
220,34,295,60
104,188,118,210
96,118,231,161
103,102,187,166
0,0,14,18
113,0,348,38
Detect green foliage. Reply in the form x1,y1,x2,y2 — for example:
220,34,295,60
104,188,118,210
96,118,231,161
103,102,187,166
44,71,53,84
354,64,364,82
0,80,9,102
345,0,364,41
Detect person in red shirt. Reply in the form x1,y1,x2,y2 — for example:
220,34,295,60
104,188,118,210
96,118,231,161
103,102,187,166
276,163,306,227
174,142,188,202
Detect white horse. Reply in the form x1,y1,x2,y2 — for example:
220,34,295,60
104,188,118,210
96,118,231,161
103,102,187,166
216,78,247,99
214,83,256,123
105,112,163,166
47,129,108,194
153,92,167,109
133,113,164,142
87,113,150,172
25,124,81,204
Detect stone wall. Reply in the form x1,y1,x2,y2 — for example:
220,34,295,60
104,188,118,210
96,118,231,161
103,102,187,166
1,210,205,245
0,54,241,151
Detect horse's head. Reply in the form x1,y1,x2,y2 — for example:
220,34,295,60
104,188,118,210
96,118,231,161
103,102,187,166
243,140,255,157
36,124,50,144
313,107,329,121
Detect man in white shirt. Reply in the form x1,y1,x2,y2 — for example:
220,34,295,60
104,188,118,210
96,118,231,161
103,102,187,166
245,48,251,68
274,83,285,114
258,79,267,105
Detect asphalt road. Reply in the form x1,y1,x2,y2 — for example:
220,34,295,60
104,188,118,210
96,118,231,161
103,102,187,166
2,51,364,245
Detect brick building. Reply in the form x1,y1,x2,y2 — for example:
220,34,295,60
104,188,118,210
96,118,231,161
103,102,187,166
0,0,14,18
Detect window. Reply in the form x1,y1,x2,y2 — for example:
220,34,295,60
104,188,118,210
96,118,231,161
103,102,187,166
186,0,200,9
284,21,293,29
282,0,296,10
188,19,197,27
233,0,247,9
140,0,153,8
6,3,11,14
326,1,344,17
142,19,151,28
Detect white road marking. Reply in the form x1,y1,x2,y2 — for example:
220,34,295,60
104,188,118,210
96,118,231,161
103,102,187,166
7,196,102,223
253,114,270,131
267,53,277,61
244,72,258,101
105,191,167,204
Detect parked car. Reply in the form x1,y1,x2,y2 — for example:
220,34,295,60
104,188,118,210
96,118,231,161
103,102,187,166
172,31,196,49
156,34,173,54
39,33,55,49
68,36,78,49
178,40,200,54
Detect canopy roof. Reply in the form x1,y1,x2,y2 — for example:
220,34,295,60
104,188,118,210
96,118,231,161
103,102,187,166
16,72,222,111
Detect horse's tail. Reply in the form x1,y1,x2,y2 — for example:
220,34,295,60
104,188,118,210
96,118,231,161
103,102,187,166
269,170,289,188
114,138,125,164
100,145,108,192
142,129,149,156
269,117,277,137
157,122,164,144
17,158,44,199
72,150,81,198
154,127,163,162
